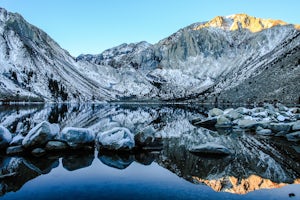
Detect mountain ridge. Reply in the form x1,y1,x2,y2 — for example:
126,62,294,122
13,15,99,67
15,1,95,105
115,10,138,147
0,8,299,103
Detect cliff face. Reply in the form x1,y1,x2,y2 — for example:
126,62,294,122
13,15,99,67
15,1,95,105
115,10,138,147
1,7,299,103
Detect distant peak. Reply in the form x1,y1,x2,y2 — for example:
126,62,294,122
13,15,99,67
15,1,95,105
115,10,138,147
194,14,298,32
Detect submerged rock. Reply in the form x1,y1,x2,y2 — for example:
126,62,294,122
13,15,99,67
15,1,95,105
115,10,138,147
58,127,95,148
97,127,135,151
62,153,94,171
22,121,59,149
0,125,12,149
189,143,231,156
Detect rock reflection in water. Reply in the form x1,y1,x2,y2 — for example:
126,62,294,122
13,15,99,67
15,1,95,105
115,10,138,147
0,103,299,197
157,127,300,194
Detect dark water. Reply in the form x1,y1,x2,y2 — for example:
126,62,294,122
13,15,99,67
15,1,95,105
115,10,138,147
0,103,300,200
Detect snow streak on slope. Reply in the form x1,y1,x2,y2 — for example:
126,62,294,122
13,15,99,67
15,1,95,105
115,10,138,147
1,7,300,103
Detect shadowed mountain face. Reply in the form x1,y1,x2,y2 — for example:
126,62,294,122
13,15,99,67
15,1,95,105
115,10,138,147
0,7,299,103
0,104,299,196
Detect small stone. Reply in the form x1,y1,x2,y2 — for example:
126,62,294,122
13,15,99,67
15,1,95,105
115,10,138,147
6,145,24,155
286,131,300,142
277,115,287,122
256,128,273,136
31,148,46,157
238,119,258,129
208,108,223,118
235,107,250,115
270,123,292,133
292,121,300,131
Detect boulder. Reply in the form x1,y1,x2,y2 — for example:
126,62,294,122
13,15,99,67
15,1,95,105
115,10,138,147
237,119,258,129
270,123,292,133
45,141,69,151
134,127,162,150
216,116,232,127
292,121,300,131
6,145,25,155
208,108,223,117
97,127,135,151
58,127,95,148
226,110,243,120
22,121,59,149
189,143,231,156
0,125,12,149
10,134,24,146
286,131,300,142
235,107,251,115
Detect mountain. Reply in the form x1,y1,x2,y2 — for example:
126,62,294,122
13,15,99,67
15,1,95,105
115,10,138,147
1,7,299,103
79,14,300,104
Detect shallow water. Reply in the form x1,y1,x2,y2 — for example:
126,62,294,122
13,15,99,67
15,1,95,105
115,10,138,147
0,103,299,199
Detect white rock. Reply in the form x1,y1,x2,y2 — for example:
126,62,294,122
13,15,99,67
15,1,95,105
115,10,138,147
22,121,59,149
277,115,286,122
97,127,135,151
58,127,95,148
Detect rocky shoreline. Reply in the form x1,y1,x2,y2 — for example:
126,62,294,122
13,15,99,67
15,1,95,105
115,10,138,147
192,103,300,141
0,103,299,157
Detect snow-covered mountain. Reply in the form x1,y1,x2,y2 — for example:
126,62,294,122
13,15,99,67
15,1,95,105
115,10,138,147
79,14,300,103
1,7,299,103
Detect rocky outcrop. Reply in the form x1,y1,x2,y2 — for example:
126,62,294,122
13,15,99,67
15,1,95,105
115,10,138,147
192,103,300,142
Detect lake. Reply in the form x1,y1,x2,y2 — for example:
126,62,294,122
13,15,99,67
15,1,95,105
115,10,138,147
0,103,299,200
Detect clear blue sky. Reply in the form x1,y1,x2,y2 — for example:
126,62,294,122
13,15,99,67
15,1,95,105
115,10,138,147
1,0,300,56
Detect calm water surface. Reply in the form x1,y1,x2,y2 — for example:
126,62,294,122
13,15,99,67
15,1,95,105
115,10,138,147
0,103,299,200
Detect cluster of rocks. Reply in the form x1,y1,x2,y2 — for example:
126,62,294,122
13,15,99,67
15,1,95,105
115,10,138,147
0,121,162,156
192,103,300,142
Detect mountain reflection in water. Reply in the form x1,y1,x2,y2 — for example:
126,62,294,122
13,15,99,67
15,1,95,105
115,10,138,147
0,103,299,199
